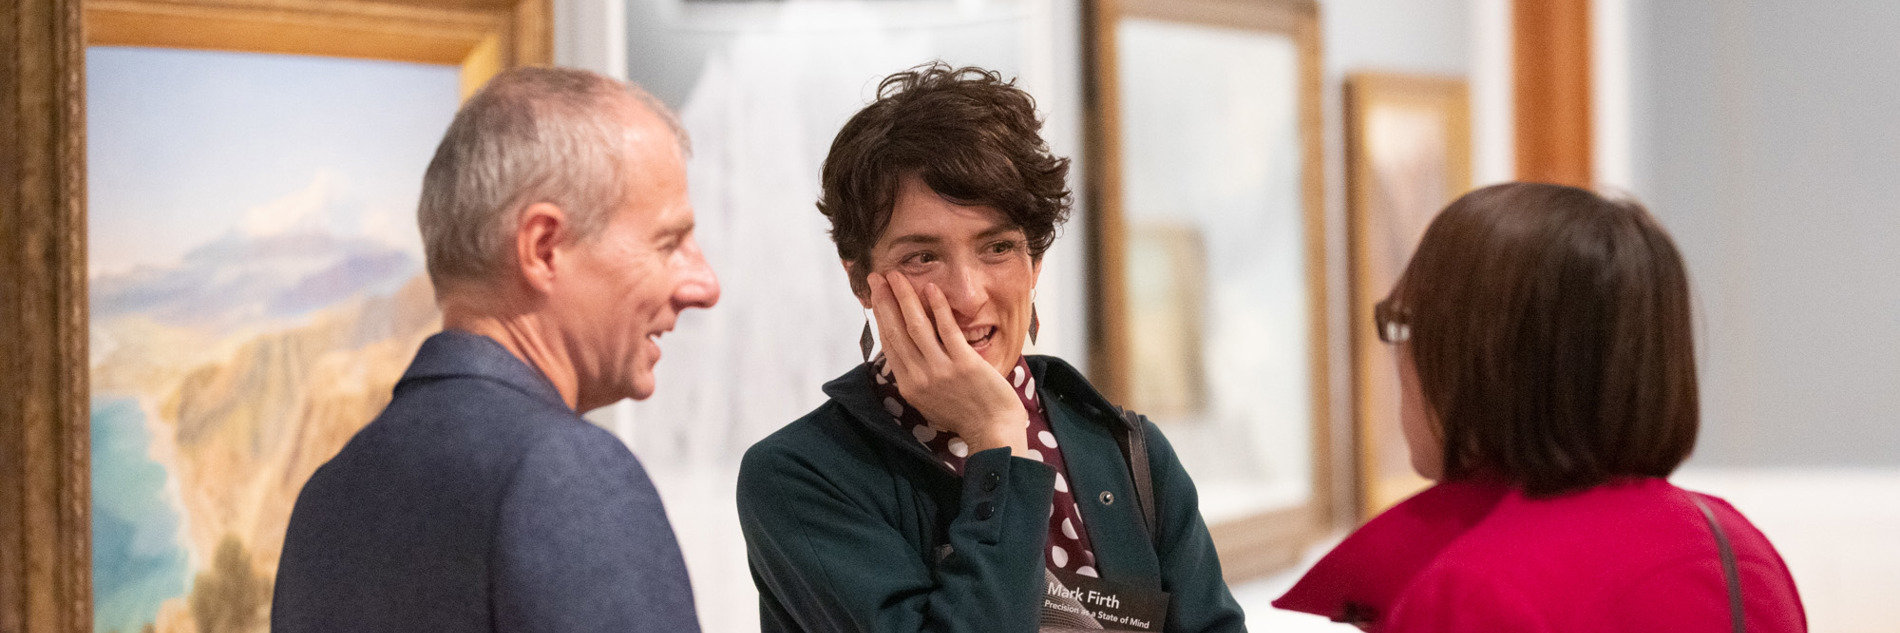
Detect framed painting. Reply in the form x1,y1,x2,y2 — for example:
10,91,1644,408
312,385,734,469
1,1,548,631
1344,72,1470,519
1083,0,1329,580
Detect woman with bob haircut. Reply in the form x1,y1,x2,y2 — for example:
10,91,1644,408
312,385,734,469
736,63,1247,633
1275,182,1806,631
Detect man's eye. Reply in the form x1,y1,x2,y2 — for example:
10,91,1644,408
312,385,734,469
988,241,1016,254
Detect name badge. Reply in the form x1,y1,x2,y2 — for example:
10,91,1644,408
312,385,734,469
1039,567,1170,632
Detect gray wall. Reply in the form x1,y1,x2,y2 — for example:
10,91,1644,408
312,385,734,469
1631,1,1900,466
1323,0,1470,76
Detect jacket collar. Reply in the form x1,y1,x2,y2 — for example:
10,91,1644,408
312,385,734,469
398,329,571,412
1272,479,1511,628
819,355,1119,468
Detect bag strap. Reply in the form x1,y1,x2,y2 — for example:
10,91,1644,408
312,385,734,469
1113,408,1159,550
1689,494,1746,633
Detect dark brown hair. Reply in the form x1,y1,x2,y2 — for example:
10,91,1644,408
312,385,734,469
819,62,1073,295
1391,182,1699,497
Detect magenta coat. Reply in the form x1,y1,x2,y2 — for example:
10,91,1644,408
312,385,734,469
1274,477,1805,632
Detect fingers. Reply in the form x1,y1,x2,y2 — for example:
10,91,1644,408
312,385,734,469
868,274,920,377
887,273,951,366
925,283,982,364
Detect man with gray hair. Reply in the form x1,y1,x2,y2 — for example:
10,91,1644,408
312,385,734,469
273,66,716,632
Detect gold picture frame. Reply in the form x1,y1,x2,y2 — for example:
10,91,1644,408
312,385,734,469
1344,72,1471,519
1084,0,1329,581
1,1,547,630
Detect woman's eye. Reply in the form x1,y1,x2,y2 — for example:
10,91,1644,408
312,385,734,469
902,252,936,265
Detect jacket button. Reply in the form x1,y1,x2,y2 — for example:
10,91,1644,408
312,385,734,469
1098,491,1115,505
975,501,996,520
982,471,1001,492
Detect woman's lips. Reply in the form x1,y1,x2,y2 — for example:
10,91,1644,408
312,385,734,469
964,326,997,351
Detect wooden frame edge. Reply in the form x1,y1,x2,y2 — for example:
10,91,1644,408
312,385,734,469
2,0,92,630
84,0,552,93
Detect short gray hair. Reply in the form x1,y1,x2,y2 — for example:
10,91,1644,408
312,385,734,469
417,66,689,286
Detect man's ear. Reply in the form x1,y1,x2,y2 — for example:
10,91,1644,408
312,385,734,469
843,260,871,309
516,202,567,296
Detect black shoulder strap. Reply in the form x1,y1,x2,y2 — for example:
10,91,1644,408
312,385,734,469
1690,494,1746,633
1113,408,1159,550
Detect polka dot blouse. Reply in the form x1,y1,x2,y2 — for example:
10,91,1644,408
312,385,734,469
870,356,1100,577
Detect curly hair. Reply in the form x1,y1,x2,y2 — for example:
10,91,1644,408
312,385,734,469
819,62,1073,296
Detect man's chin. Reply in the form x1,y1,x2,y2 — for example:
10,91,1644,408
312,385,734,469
628,375,657,401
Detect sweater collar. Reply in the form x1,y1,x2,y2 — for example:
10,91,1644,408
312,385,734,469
1272,479,1511,629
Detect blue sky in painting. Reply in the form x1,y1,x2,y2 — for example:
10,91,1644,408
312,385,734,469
86,47,460,277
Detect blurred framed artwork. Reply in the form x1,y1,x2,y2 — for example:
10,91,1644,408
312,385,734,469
1084,0,1328,580
2,1,547,632
1344,72,1470,519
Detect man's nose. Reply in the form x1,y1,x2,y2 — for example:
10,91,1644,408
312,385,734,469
675,238,720,309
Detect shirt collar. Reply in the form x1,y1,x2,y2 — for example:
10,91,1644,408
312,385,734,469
398,329,570,411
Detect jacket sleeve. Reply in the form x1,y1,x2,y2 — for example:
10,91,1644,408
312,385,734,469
738,441,1056,633
1141,418,1249,633
491,424,702,633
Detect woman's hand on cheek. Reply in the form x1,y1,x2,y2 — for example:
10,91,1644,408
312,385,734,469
870,271,1030,457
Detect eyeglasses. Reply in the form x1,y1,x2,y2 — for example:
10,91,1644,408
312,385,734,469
1373,299,1411,344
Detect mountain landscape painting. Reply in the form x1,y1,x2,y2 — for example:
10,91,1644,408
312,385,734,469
87,46,459,633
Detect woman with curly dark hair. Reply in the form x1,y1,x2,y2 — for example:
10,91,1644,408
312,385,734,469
736,63,1247,633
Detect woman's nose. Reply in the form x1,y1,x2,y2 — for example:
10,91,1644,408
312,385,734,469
934,259,986,316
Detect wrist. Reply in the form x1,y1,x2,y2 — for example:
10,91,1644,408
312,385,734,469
969,421,1028,457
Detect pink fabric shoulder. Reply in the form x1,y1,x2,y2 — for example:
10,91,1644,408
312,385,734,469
1276,478,1807,633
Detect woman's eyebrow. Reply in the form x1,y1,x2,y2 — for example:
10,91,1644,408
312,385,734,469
883,234,943,248
974,225,1025,240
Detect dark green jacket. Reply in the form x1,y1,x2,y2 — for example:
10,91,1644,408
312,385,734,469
737,355,1247,633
